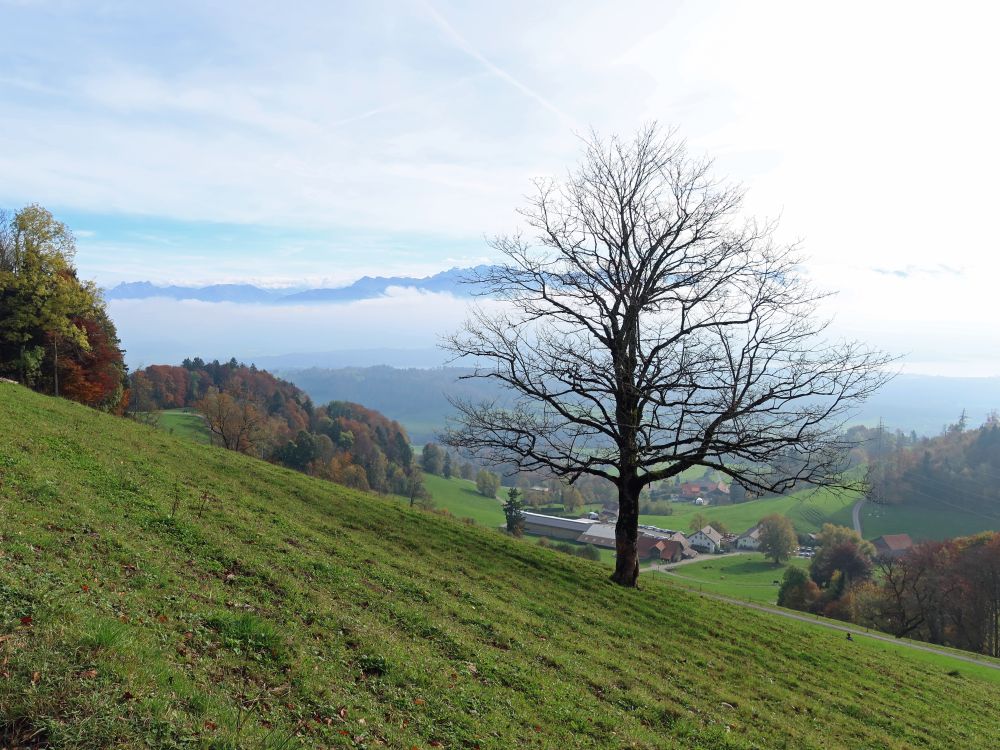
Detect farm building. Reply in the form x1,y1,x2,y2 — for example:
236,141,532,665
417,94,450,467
638,537,686,563
521,512,597,540
576,523,617,548
736,525,762,551
872,533,914,559
688,525,724,554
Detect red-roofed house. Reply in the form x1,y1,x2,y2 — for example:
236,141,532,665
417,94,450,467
873,534,914,559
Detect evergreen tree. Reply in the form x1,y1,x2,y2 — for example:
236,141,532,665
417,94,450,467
504,487,525,536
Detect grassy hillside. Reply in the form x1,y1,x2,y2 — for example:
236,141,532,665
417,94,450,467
861,500,1000,541
421,474,505,527
654,554,810,605
158,408,212,445
2,383,999,749
641,486,857,536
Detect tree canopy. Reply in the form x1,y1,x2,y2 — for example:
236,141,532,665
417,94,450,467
0,205,128,411
757,513,798,564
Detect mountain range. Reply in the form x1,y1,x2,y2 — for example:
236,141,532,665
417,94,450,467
105,265,488,304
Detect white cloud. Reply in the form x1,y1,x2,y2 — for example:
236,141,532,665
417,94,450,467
110,289,501,367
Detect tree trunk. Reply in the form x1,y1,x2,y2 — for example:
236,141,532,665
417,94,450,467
53,338,59,397
611,477,641,587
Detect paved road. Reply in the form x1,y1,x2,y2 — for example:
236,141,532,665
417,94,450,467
852,497,866,535
672,585,1000,672
649,552,741,571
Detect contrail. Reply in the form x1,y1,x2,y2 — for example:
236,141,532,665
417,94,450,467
418,0,580,130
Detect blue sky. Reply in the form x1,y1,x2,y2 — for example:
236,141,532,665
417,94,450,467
3,1,1000,373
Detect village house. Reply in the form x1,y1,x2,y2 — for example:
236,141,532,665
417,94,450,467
688,525,724,554
872,533,914,559
638,537,686,563
676,479,730,505
736,525,762,551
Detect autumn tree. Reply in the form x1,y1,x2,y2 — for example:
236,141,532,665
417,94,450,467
442,125,890,586
476,469,501,498
0,205,127,409
406,467,432,508
810,524,875,588
777,566,820,610
421,442,445,475
562,484,585,513
688,513,710,534
196,388,270,455
757,513,798,564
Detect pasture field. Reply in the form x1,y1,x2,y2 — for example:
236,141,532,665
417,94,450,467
420,473,505,526
157,408,211,444
640,485,858,535
652,553,810,604
861,500,1000,541
3,382,999,747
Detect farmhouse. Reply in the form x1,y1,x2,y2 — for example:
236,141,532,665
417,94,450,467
677,480,730,505
578,524,697,559
688,525,724,554
521,512,597,540
872,533,914,559
736,525,762,551
638,538,685,563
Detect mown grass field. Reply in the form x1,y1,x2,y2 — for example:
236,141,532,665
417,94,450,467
3,383,999,748
420,473,505,527
861,500,1000,541
640,485,858,536
157,408,211,444
653,553,810,604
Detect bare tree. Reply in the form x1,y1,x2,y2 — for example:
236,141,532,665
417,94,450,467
196,388,270,455
442,125,892,587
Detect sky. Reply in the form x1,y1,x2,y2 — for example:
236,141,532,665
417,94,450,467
2,0,999,373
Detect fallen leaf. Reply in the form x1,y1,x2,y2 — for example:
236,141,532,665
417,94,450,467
157,615,168,623
204,720,217,730
79,669,98,679
81,584,90,593
31,671,40,684
413,698,425,705
338,706,348,719
20,616,32,627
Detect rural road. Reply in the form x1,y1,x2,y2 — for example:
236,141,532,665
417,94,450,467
851,498,865,535
672,585,1000,673
650,552,741,571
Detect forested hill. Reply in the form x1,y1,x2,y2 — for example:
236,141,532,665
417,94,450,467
870,418,1000,520
131,359,417,496
2,382,999,747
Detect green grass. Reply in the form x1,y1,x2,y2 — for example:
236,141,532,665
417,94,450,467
653,553,810,604
2,382,999,749
421,473,506,527
156,408,211,444
641,485,859,536
861,501,1000,541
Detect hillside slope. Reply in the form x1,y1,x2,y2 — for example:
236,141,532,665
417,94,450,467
1,383,998,749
